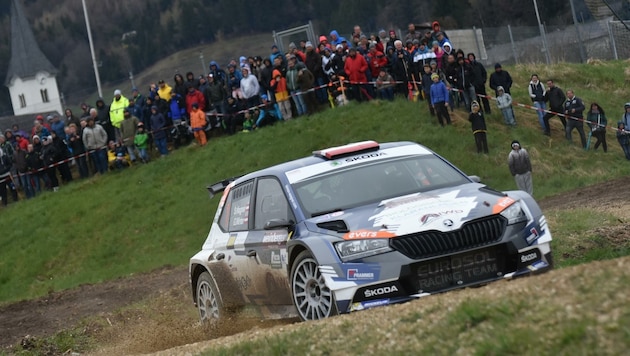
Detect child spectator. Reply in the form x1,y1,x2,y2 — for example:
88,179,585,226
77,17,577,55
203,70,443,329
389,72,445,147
375,69,395,101
189,103,207,146
616,121,630,160
469,101,489,154
242,110,255,132
429,73,451,126
270,69,292,120
496,86,516,127
134,122,150,163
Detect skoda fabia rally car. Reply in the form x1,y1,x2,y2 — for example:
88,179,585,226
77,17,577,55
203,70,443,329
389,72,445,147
189,141,552,322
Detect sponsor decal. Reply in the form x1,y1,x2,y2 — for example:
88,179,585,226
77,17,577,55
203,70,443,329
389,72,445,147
492,197,515,214
531,260,549,269
364,285,399,298
344,152,386,163
262,232,288,243
520,252,538,263
270,250,283,269
347,269,375,281
343,229,396,240
525,226,540,245
518,249,542,269
443,219,454,227
361,299,390,309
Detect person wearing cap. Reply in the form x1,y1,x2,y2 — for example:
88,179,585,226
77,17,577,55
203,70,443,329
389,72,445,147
430,72,452,127
344,47,369,102
157,79,173,101
468,101,489,154
82,113,109,175
189,102,207,147
508,140,533,195
286,54,309,116
543,79,567,134
120,108,140,162
489,63,513,96
134,122,150,163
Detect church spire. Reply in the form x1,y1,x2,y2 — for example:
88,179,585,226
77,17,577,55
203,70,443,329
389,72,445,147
4,0,57,86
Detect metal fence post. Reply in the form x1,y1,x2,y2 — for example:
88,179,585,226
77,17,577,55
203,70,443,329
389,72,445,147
608,21,619,60
508,25,519,64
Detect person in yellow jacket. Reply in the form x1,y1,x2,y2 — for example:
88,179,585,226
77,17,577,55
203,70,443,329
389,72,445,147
189,103,207,146
157,79,173,101
110,89,129,141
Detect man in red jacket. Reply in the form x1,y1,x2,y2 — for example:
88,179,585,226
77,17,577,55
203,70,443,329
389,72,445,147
344,47,369,101
185,84,206,116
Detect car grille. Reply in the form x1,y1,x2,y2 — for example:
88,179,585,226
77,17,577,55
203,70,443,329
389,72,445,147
390,215,507,259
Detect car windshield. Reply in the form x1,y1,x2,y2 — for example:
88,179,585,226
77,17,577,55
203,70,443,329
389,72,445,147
293,155,470,217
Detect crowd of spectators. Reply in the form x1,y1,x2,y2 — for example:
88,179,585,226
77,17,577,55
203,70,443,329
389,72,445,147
1,20,629,206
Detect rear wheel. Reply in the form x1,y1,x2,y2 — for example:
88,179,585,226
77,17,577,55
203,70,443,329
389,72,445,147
196,271,223,323
290,250,337,321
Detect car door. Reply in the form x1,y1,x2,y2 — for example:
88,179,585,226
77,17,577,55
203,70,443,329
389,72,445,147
239,176,295,306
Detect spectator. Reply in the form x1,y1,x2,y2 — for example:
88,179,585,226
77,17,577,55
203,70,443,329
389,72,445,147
329,30,347,46
12,124,29,141
186,83,207,114
543,79,567,135
120,108,140,162
431,41,445,70
40,135,59,191
64,108,80,128
496,86,516,127
13,143,33,199
405,23,422,43
616,120,630,160
110,89,129,141
286,54,308,116
169,92,186,126
431,21,449,44
467,53,490,114
0,143,17,205
15,132,28,151
173,73,187,101
82,115,109,175
468,101,489,154
79,103,92,119
31,119,50,141
204,74,228,128
386,30,398,53
390,40,410,97
149,105,168,157
208,61,227,86
441,42,454,69
25,143,44,195
50,131,73,183
304,41,327,105
375,68,395,101
131,88,145,119
564,89,587,148
269,45,285,68
288,42,306,62
224,96,242,135
259,58,274,99
430,73,451,127
239,65,260,110
227,64,243,99
622,102,630,129
157,79,173,101
95,98,114,142
421,63,435,115
189,103,207,147
455,56,476,111
344,47,369,102
271,69,291,120
134,122,150,163
107,141,130,170
586,103,608,152
508,140,533,195
489,63,513,95
66,123,89,179
255,94,282,128
528,74,547,134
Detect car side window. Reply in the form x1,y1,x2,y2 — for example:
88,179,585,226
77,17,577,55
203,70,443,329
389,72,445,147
254,178,291,230
219,180,254,232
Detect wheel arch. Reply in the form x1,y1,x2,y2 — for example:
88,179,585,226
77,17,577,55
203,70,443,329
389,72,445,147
190,262,246,309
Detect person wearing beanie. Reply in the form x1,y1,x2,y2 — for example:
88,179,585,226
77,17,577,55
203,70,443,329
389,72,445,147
508,140,533,195
134,122,150,163
430,72,452,127
110,89,130,141
489,62,513,96
469,101,489,154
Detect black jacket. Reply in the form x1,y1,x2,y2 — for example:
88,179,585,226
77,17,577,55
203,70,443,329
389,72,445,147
545,86,566,111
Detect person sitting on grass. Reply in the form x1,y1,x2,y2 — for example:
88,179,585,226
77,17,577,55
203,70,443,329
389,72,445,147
242,110,255,133
255,94,282,128
107,141,130,170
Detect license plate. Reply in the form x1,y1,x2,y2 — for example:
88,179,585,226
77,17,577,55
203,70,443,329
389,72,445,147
415,246,505,293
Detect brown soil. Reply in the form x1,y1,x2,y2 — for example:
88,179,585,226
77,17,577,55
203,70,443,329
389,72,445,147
1,177,629,355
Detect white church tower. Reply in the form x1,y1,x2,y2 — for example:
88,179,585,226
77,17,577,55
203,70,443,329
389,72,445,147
4,0,63,116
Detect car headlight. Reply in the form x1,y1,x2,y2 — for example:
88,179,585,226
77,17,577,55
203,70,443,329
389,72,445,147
500,201,527,224
335,239,393,261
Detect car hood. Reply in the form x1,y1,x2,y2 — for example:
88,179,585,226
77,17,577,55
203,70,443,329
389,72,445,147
306,183,514,237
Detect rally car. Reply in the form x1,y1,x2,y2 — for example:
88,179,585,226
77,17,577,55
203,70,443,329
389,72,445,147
189,141,553,322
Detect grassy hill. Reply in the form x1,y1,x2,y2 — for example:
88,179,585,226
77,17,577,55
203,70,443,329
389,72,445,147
2,57,630,307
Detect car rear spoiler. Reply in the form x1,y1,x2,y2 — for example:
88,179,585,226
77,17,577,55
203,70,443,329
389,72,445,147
206,176,241,199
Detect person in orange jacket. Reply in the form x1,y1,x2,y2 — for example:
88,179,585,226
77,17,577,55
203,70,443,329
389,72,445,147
189,103,207,146
270,69,291,120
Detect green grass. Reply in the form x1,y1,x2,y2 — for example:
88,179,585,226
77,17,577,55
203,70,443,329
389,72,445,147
2,60,630,306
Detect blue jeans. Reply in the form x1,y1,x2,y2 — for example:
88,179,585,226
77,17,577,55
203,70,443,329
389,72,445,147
377,87,394,101
290,90,307,116
20,173,35,199
620,143,630,160
90,149,108,174
501,107,516,126
155,137,168,156
138,148,149,162
533,101,546,131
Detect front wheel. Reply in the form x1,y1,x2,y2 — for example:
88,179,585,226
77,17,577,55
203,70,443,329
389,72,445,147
196,271,223,323
290,250,337,321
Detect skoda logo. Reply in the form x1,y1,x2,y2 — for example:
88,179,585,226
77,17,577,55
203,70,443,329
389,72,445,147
443,219,454,227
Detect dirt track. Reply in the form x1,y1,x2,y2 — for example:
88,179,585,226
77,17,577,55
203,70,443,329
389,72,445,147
1,176,629,354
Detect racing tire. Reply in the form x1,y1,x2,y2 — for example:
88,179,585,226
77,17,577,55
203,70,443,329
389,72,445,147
196,271,224,324
290,250,338,321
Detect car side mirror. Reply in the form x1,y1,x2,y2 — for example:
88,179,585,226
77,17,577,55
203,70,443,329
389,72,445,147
468,175,481,183
264,219,294,230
